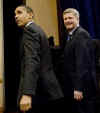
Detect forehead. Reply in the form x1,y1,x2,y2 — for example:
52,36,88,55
15,6,26,13
64,13,75,18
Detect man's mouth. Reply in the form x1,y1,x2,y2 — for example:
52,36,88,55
16,19,20,23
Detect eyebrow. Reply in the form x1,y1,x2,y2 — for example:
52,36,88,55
17,10,22,13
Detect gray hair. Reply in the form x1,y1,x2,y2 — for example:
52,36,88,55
63,8,80,20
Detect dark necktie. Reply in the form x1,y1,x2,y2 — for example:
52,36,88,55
67,34,72,42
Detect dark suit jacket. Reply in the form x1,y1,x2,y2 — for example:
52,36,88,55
64,26,97,99
18,22,63,104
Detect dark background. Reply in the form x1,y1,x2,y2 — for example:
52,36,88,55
3,0,24,112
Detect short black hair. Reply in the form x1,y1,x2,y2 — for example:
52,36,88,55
18,5,35,18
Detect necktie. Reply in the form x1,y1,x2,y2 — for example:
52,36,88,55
67,34,72,42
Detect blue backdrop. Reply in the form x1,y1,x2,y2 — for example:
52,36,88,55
59,0,100,39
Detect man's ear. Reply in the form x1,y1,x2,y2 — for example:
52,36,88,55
29,12,34,19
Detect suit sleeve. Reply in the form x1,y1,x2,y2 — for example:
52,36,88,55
22,30,40,96
73,32,91,91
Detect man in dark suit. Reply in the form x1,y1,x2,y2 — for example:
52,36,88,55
63,8,97,113
14,5,63,112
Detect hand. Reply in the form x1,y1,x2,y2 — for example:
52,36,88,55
20,95,32,111
74,90,83,101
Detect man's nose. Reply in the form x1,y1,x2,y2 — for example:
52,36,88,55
15,15,18,19
66,18,70,21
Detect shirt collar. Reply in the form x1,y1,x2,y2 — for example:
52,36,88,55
69,24,79,36
25,21,34,27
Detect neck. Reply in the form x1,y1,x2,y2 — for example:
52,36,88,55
68,25,79,34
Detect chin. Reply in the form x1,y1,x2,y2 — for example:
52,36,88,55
67,27,73,31
17,24,23,27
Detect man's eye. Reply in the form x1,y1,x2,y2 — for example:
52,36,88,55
17,11,22,14
69,17,73,19
64,18,67,20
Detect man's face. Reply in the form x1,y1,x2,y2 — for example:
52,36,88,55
15,6,30,27
63,13,78,32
